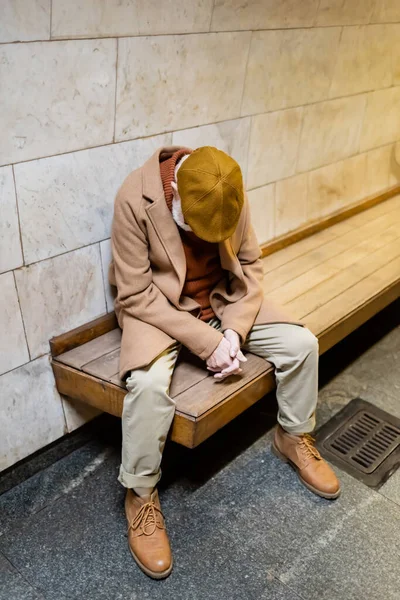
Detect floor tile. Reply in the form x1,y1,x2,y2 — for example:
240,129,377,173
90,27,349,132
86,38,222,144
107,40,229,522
0,553,44,599
379,469,400,506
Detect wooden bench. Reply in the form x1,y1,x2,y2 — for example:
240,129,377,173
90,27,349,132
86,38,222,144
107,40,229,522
51,193,400,448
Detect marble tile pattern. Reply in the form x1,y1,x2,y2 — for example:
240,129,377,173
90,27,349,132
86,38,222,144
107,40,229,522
242,28,341,115
316,0,376,26
14,133,171,264
247,184,275,245
210,0,319,31
0,272,29,376
360,86,400,152
0,166,23,274
0,40,116,166
61,397,101,434
307,154,367,220
100,239,116,313
247,108,303,189
297,95,366,172
329,25,393,98
0,0,50,43
172,118,251,182
365,145,393,196
115,32,251,141
371,0,400,23
52,0,214,38
275,174,308,237
14,245,106,359
0,356,66,471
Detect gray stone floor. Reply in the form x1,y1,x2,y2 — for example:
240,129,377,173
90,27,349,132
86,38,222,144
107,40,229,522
1,301,399,600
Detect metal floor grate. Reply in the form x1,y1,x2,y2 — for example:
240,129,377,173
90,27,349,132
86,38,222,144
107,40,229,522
316,398,400,488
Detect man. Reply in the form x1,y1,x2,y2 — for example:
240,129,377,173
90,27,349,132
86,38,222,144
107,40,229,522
109,146,340,580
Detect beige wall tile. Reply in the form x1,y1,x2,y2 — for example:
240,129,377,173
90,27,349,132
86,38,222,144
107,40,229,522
0,356,66,471
0,271,29,375
297,96,366,172
330,25,392,98
61,397,101,433
138,0,214,35
341,153,367,206
390,25,400,85
115,33,251,141
172,118,251,181
275,174,308,237
307,162,343,220
316,0,376,26
52,0,213,38
100,239,116,313
365,145,392,196
14,134,171,265
0,40,116,166
0,0,50,43
389,143,400,186
247,108,303,189
14,245,106,359
371,0,400,23
360,87,400,152
247,185,275,245
307,154,367,220
0,166,23,274
211,0,319,31
52,0,140,38
242,28,341,115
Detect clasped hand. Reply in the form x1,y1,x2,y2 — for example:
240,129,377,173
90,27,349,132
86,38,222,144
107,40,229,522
206,329,247,380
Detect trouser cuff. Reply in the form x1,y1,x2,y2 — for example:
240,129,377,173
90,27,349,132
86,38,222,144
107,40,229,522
118,465,161,489
277,412,316,435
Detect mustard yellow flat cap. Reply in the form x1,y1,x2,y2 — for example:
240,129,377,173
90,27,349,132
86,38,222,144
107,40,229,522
176,146,244,243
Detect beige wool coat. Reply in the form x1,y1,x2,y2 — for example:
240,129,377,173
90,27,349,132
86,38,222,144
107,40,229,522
109,146,302,379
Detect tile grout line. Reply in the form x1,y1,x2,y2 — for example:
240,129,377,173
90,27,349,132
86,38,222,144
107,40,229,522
1,21,400,46
49,0,53,39
112,38,119,143
238,30,253,118
98,241,109,313
2,79,399,171
208,0,216,32
0,551,47,600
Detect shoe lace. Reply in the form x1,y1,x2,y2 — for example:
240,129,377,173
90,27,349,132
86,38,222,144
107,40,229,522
299,434,322,461
129,500,165,537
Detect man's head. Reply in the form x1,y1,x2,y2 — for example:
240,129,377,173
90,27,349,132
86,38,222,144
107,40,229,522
174,146,244,243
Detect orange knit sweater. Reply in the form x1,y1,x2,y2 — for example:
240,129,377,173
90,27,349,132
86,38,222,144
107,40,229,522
160,150,225,321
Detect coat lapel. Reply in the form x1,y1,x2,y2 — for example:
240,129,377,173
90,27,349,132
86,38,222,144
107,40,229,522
142,147,187,291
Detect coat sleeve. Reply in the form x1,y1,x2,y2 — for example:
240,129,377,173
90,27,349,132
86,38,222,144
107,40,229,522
111,192,223,361
220,193,264,343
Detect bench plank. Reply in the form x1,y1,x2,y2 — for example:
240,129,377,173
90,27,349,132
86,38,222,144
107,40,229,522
58,329,121,369
263,206,400,294
268,223,400,307
262,194,400,275
288,238,400,321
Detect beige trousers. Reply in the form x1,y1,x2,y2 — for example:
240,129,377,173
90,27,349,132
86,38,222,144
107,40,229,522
118,320,319,489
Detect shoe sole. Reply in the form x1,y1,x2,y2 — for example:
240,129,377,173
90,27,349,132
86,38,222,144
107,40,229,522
271,442,341,500
128,544,173,580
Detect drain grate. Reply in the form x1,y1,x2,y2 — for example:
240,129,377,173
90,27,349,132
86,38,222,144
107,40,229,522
316,398,400,488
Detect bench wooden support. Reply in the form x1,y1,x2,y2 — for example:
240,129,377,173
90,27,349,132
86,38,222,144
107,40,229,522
51,194,400,449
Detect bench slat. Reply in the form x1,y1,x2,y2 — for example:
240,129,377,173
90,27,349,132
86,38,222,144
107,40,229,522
262,194,400,275
263,206,400,294
269,223,400,307
174,354,271,417
289,238,400,322
57,328,121,369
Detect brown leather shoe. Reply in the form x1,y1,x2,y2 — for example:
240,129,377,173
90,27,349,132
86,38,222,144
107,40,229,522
272,425,341,499
125,488,173,579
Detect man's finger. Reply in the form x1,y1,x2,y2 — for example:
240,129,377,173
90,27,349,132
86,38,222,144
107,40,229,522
237,350,247,362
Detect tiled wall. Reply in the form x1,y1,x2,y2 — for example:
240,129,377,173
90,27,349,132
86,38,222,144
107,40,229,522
2,0,400,471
